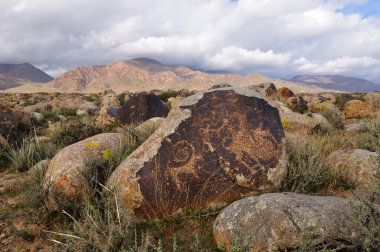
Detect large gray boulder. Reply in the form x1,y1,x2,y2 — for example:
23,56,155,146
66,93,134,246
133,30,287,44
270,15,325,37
213,193,357,251
108,88,286,219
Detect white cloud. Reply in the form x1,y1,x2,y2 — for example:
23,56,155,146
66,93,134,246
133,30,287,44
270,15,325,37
0,0,379,81
204,46,291,71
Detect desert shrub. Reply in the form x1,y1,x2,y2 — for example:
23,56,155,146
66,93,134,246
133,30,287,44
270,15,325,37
41,107,77,121
0,122,33,147
319,109,345,130
157,90,182,102
310,123,333,135
21,160,50,208
288,96,308,114
0,136,56,172
348,191,380,251
281,139,338,193
336,93,365,111
83,95,100,104
50,121,103,147
157,89,195,102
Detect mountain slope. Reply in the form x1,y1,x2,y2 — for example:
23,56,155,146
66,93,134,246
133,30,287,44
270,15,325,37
0,63,53,90
5,58,332,94
291,75,380,92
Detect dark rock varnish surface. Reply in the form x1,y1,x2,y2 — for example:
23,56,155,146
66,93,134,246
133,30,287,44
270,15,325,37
108,88,286,219
116,92,169,124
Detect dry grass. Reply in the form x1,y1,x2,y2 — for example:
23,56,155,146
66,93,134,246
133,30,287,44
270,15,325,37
0,133,56,172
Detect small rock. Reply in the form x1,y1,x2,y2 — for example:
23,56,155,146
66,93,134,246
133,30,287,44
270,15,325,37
36,136,51,142
30,112,44,123
135,117,165,133
76,109,89,117
58,115,68,121
79,102,99,114
345,122,366,132
95,106,119,128
277,87,295,101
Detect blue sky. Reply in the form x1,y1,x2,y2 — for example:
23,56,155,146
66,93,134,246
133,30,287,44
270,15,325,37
0,0,380,82
339,0,380,17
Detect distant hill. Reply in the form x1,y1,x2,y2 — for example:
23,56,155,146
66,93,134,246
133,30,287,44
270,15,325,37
0,63,53,90
4,58,333,94
290,75,380,92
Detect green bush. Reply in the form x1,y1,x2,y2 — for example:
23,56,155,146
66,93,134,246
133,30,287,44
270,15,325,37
21,160,50,208
288,96,308,114
41,107,77,121
50,121,103,147
281,139,339,193
319,109,345,130
336,93,365,111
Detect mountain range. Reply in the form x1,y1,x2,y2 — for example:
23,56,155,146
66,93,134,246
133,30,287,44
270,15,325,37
0,63,53,90
4,58,329,94
291,75,380,92
3,59,379,94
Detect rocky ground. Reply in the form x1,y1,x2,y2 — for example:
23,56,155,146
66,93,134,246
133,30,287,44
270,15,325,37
0,84,379,251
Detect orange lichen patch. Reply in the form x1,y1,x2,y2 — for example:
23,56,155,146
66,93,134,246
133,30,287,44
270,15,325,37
56,175,69,189
123,191,135,206
214,232,231,251
344,100,370,119
83,141,100,148
66,186,81,199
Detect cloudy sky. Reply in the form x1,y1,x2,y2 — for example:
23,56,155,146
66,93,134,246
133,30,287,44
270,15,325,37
0,0,380,82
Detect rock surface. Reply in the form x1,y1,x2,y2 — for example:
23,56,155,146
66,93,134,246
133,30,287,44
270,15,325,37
95,106,119,128
116,92,169,125
44,133,126,208
101,93,121,107
344,100,371,119
213,193,357,251
277,87,295,100
30,112,44,123
135,117,165,133
325,149,379,193
76,109,89,117
79,101,99,114
364,92,380,112
108,88,286,219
